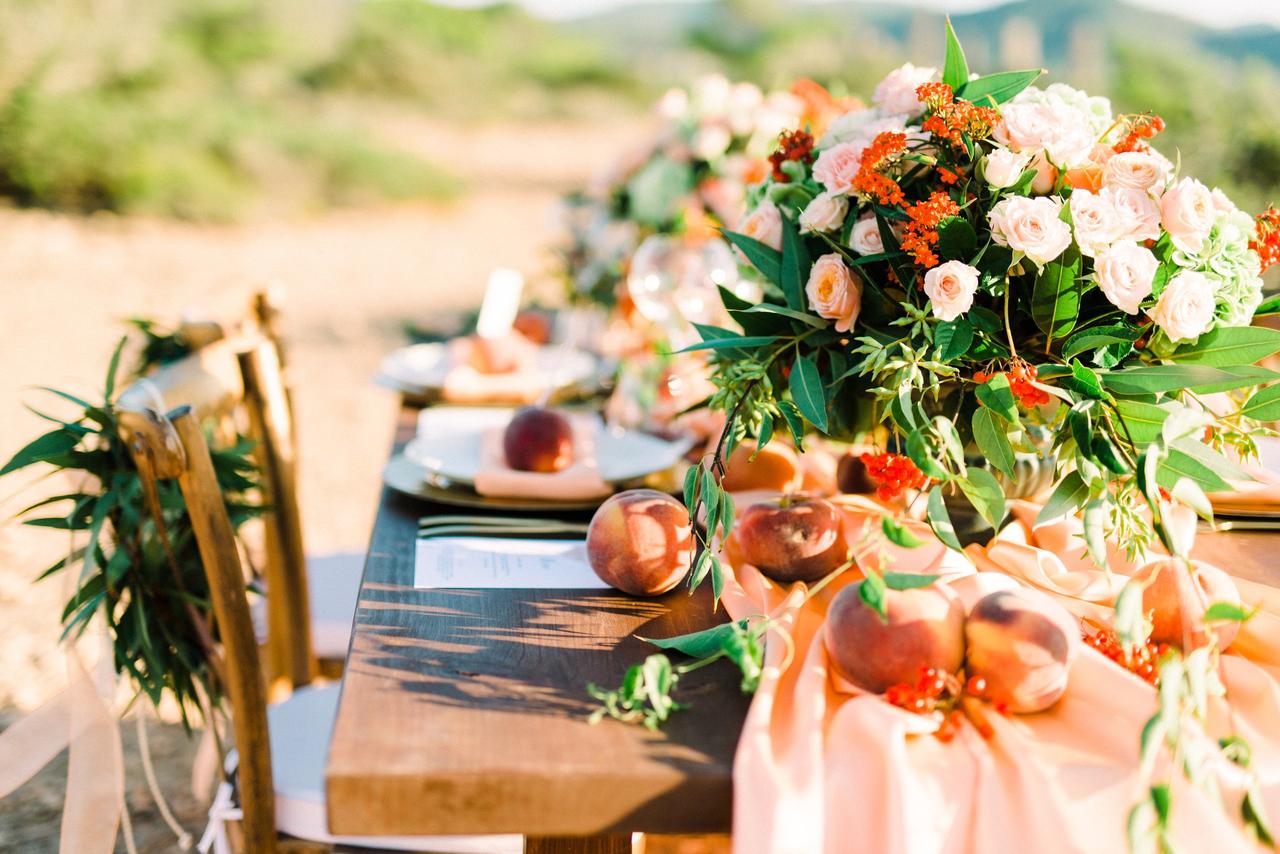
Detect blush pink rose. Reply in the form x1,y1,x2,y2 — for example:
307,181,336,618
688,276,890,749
1093,240,1158,315
813,142,863,196
799,191,848,234
1103,151,1170,195
995,103,1095,168
1105,186,1161,243
983,148,1033,189
806,253,862,332
740,199,783,251
988,196,1073,266
872,63,937,115
923,260,980,322
849,214,884,256
1159,178,1215,255
1070,189,1123,258
1149,270,1217,342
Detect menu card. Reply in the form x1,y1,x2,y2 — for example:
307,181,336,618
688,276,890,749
413,537,610,589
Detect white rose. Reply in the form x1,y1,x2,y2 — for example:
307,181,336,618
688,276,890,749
1210,187,1240,216
983,148,1033,189
1149,270,1217,342
1070,189,1123,258
1104,186,1161,243
995,103,1095,168
691,124,732,161
740,199,783,251
1094,240,1158,315
799,192,849,234
872,63,936,116
923,261,980,322
1160,178,1216,255
849,215,884,256
988,196,1073,266
1102,151,1169,195
806,253,862,332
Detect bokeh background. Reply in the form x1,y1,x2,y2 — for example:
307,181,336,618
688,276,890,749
1,1,1277,849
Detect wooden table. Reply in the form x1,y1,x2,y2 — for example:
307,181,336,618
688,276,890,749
325,405,749,852
325,404,1280,853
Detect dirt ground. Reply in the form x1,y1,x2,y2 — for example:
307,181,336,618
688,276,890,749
0,116,734,852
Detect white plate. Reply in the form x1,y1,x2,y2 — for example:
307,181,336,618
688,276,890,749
377,342,598,393
404,406,692,486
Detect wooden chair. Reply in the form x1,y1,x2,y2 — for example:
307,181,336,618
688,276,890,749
118,334,358,694
119,405,522,854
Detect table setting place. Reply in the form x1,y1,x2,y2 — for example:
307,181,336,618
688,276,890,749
7,17,1280,854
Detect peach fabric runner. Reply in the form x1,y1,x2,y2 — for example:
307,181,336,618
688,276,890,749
720,494,1280,854
470,416,612,500
1211,437,1280,514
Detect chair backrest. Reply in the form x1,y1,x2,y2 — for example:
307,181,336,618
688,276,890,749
118,335,317,694
119,406,278,854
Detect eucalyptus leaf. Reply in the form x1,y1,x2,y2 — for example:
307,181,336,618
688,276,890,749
788,355,828,433
1170,326,1280,367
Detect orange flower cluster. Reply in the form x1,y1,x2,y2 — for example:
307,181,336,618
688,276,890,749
860,451,928,500
975,363,1051,408
901,191,960,268
767,128,816,183
1112,113,1166,154
1252,206,1280,274
851,131,908,206
917,82,1000,149
791,78,863,138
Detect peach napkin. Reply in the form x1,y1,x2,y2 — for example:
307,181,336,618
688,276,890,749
470,415,611,500
441,336,549,405
1211,436,1280,514
719,495,1280,854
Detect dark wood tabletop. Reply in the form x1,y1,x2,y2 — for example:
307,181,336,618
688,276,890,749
324,404,749,844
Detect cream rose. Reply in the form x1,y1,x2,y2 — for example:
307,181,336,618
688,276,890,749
1070,189,1123,258
983,148,1033,189
988,196,1073,266
1103,186,1162,243
740,199,783,251
799,191,849,234
849,215,884,256
806,253,862,332
872,63,936,115
1159,178,1215,255
1093,240,1158,315
995,102,1095,168
1149,270,1217,342
1102,151,1169,195
812,141,863,196
923,261,980,322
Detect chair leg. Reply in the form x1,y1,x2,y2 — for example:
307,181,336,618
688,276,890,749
525,834,637,854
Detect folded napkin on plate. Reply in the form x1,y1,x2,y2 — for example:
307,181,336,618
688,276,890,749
719,497,1280,854
1211,436,1280,513
440,336,547,405
471,415,611,500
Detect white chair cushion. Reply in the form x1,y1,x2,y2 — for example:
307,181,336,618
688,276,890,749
307,551,365,659
267,683,522,853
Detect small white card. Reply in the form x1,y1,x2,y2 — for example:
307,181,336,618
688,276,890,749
413,537,610,589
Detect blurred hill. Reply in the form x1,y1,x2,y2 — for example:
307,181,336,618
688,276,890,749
0,0,1275,221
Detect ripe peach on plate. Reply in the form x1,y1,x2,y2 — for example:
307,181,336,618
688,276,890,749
720,440,802,493
586,489,694,596
836,450,876,495
1132,558,1241,651
736,495,849,583
824,582,965,694
503,406,573,473
964,589,1078,713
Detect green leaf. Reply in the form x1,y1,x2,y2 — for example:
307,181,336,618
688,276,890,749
788,355,828,433
722,229,782,287
1066,361,1107,401
1170,326,1280,367
1203,601,1259,623
1031,246,1081,344
1036,471,1088,525
104,335,128,401
942,18,970,90
858,573,887,621
710,556,725,608
1241,384,1280,422
679,324,781,355
926,486,963,552
1,429,81,476
975,372,1018,423
777,400,806,451
1114,399,1173,447
682,464,699,511
1244,787,1277,847
881,516,923,548
972,408,1015,477
780,216,809,311
934,317,973,361
936,217,977,262
751,416,774,460
956,68,1044,105
1114,579,1146,650
742,303,825,329
958,467,1007,529
1102,364,1280,395
1062,325,1144,362
884,572,939,591
1157,449,1232,494
718,489,736,541
906,428,948,480
1169,435,1250,482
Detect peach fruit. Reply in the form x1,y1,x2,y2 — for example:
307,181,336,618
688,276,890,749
1132,558,1241,651
736,495,849,583
836,451,876,495
513,309,553,345
824,582,966,693
964,589,1078,713
586,489,694,596
720,440,802,493
502,406,573,473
